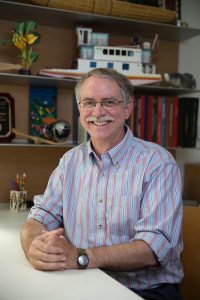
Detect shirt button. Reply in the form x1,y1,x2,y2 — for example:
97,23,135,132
98,224,102,229
99,199,103,203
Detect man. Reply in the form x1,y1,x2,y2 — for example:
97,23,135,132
21,68,183,300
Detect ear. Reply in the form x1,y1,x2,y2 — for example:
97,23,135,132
125,96,134,120
77,102,81,113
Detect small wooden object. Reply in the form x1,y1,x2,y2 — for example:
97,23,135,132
10,190,27,212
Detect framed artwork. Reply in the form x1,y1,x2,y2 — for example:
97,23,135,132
29,86,57,140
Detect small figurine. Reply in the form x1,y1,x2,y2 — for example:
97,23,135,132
164,72,196,89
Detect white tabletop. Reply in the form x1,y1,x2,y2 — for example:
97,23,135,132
0,205,142,300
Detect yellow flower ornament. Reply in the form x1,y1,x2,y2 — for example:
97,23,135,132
11,21,41,70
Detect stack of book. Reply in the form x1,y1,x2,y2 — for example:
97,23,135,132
129,95,199,148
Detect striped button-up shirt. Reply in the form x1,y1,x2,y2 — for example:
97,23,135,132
28,126,184,290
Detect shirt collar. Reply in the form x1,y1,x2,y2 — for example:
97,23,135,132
87,125,133,167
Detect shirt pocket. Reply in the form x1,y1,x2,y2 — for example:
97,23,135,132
106,194,141,243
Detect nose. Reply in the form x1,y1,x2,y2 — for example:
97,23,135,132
92,102,106,116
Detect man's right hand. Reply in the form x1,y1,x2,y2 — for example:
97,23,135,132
27,228,67,271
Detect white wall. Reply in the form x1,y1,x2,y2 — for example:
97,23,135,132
177,0,200,174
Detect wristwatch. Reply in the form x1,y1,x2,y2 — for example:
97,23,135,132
77,248,89,269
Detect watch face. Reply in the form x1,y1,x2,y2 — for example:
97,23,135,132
78,254,89,268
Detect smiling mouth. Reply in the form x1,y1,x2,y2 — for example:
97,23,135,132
89,120,113,126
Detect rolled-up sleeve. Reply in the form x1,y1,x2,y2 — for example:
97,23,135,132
27,159,64,230
132,160,183,266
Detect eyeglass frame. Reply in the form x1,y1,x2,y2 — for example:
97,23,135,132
78,97,124,109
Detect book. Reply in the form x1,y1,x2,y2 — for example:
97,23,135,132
175,0,181,20
128,95,137,135
143,95,149,140
162,0,181,19
163,0,176,10
178,97,199,147
146,95,153,142
152,95,158,142
165,96,174,147
188,98,199,147
172,96,179,147
133,95,140,137
156,95,162,145
161,95,167,147
139,95,145,139
177,97,187,146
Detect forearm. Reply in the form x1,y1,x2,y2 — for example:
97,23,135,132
21,221,73,271
87,240,158,272
20,221,157,272
20,219,47,259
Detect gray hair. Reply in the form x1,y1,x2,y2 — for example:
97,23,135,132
75,68,134,105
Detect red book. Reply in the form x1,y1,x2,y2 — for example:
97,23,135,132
152,96,158,143
156,95,162,145
139,95,145,139
136,96,141,138
146,95,153,142
134,95,140,137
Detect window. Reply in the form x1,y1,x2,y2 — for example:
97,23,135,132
122,63,129,70
90,61,97,68
128,50,134,57
107,62,113,68
116,50,120,55
103,49,108,55
109,49,114,55
122,50,126,56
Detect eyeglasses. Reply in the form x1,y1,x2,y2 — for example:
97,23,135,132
78,97,123,109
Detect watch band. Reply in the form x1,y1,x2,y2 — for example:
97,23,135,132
78,248,87,255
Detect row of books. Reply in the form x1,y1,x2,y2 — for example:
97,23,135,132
129,95,199,148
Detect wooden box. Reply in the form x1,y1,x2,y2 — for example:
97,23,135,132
184,163,200,203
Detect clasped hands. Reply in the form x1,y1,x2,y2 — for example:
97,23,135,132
28,228,78,271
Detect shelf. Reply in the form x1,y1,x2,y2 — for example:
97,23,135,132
0,142,76,148
134,85,200,96
0,72,77,89
1,142,199,150
1,73,199,96
1,0,200,41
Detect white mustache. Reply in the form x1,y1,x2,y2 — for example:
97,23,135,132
86,116,115,122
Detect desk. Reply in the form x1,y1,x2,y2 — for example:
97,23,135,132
0,205,142,300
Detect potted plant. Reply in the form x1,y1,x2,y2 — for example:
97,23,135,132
11,20,41,74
